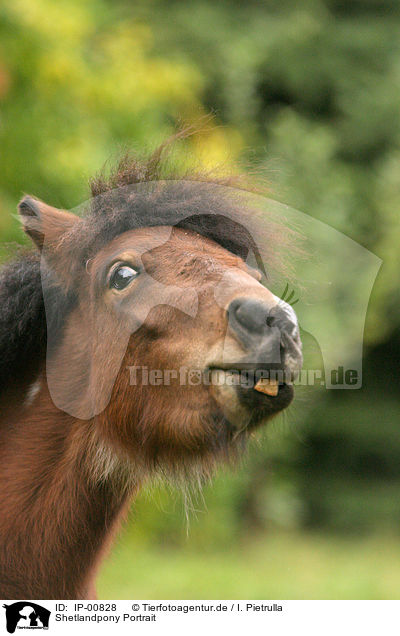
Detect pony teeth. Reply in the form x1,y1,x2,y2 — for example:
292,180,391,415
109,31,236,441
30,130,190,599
254,378,279,397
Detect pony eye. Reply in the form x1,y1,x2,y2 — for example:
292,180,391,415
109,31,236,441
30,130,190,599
109,264,139,290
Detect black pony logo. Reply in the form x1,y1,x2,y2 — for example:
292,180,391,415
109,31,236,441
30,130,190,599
3,602,50,633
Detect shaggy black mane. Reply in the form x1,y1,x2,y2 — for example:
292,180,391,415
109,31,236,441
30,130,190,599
0,253,75,394
64,132,275,285
0,253,46,391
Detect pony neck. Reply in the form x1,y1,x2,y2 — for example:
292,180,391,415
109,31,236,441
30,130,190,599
0,380,136,599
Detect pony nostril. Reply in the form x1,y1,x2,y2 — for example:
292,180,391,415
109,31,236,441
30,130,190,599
230,298,271,334
228,297,300,364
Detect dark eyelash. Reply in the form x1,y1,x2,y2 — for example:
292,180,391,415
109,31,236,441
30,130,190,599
280,283,299,306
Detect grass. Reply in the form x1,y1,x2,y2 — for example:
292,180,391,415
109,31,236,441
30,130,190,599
97,530,400,599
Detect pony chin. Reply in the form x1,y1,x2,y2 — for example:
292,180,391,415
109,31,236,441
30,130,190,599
98,398,249,489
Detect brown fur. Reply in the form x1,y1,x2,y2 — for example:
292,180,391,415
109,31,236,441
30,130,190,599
0,138,301,599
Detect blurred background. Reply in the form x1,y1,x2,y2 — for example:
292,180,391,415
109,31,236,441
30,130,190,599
1,0,400,599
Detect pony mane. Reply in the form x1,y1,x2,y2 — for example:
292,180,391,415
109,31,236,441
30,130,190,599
0,253,74,397
0,253,46,392
63,130,293,288
89,126,257,197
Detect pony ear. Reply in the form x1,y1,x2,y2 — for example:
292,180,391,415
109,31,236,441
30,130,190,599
18,195,80,251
